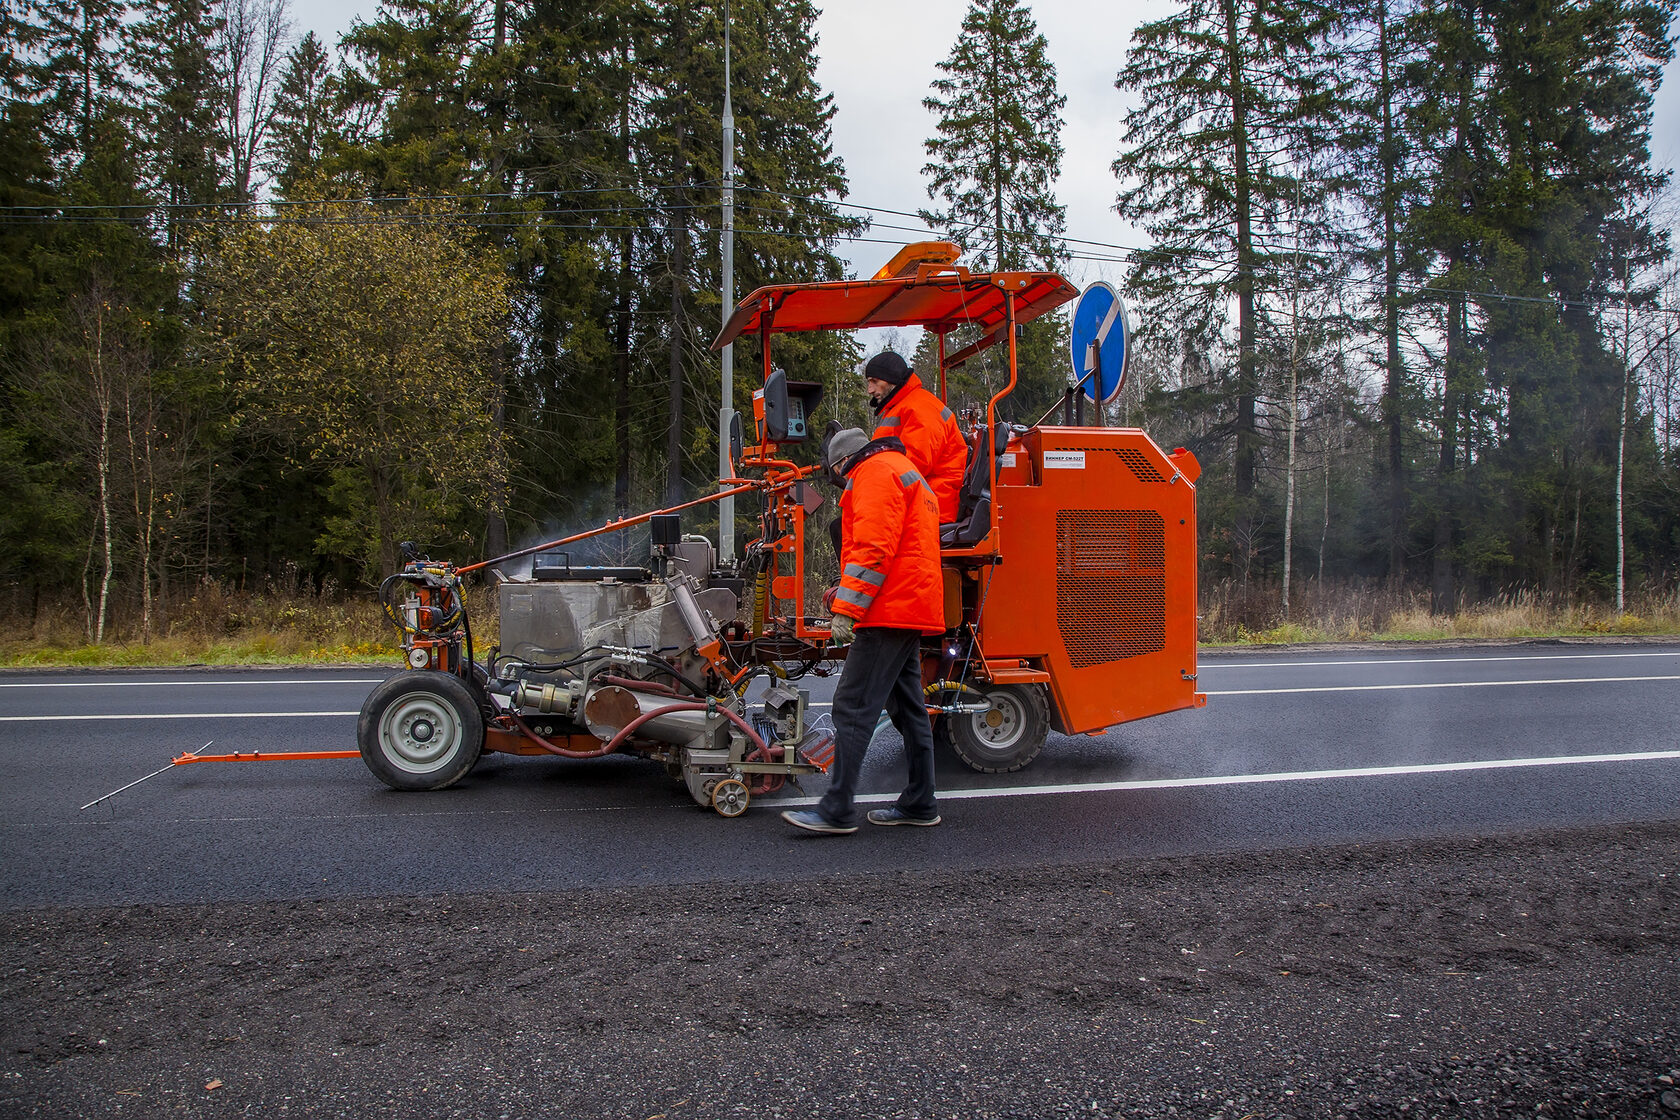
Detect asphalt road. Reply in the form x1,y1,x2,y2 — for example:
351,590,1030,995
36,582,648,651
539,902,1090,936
3,641,1678,909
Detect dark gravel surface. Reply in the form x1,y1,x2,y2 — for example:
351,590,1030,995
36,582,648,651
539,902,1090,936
3,820,1678,1119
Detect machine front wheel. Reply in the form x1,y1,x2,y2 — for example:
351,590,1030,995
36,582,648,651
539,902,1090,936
358,670,484,790
940,683,1049,773
710,777,751,818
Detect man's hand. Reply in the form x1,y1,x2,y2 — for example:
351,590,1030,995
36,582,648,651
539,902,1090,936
829,613,855,645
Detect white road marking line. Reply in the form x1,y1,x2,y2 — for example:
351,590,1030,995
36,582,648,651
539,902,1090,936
779,749,1680,806
0,711,359,722
1206,674,1680,696
1205,651,1680,669
9,671,1666,722
0,679,382,688
18,747,1675,827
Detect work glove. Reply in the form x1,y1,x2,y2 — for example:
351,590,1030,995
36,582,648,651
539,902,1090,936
829,613,855,645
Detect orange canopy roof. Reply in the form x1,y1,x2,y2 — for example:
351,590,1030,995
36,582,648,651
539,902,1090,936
710,266,1079,351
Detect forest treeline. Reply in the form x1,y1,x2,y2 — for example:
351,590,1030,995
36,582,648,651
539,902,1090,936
0,0,1677,646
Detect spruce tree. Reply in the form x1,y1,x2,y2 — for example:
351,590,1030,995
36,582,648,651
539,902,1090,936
1402,0,1498,606
36,0,132,166
265,31,339,194
1337,0,1431,587
128,0,223,246
636,0,859,503
919,0,1068,424
337,0,495,194
0,2,87,609
1113,0,1344,580
921,0,1066,273
502,0,645,531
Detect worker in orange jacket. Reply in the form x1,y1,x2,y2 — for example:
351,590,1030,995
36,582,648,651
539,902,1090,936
783,427,944,834
864,350,968,524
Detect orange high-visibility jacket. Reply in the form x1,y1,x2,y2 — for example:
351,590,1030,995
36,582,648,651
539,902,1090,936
834,439,945,634
870,373,968,523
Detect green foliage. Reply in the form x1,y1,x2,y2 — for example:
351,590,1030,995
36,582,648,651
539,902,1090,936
4,0,1678,647
200,197,512,580
1111,0,1679,608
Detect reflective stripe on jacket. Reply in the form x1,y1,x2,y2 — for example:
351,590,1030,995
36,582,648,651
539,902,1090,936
835,441,945,634
871,372,968,524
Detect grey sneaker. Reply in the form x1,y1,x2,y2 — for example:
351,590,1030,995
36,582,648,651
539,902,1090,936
781,809,858,835
867,807,942,827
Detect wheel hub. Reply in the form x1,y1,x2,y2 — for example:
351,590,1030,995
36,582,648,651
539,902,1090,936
379,695,462,773
974,696,1022,746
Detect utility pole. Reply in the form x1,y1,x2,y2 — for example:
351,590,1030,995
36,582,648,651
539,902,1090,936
717,2,736,561
666,4,688,508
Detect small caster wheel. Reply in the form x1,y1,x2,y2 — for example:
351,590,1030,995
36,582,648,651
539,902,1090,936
711,777,750,818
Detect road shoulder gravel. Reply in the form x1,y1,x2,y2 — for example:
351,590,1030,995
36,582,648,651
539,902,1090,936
4,819,1678,1118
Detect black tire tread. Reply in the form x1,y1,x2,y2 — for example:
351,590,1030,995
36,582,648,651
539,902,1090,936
940,683,1049,774
357,670,484,791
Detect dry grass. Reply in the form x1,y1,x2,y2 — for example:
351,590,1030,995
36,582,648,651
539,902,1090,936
3,574,1675,667
1,574,500,668
1202,578,1680,646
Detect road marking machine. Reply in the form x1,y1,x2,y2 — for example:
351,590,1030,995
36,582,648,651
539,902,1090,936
158,243,1207,818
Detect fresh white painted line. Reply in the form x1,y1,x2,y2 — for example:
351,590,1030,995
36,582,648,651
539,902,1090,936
1206,674,1680,696
0,711,359,722
1207,651,1680,669
0,679,382,688
779,748,1680,806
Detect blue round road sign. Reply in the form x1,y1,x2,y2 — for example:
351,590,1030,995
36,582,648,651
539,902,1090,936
1068,281,1128,403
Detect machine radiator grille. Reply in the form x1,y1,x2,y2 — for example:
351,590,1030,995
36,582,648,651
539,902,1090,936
1115,448,1165,483
1056,511,1166,668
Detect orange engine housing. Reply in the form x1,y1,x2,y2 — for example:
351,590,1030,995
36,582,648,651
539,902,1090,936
964,425,1204,735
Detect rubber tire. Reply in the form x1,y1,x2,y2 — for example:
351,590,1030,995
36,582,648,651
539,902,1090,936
358,670,484,791
940,683,1049,773
466,661,495,771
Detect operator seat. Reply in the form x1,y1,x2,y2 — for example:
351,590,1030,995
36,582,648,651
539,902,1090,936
939,424,1011,548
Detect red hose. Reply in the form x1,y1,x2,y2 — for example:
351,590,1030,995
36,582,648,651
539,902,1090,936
508,696,778,784
506,709,619,758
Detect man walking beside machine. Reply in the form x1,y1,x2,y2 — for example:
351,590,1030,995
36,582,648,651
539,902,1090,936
783,427,946,835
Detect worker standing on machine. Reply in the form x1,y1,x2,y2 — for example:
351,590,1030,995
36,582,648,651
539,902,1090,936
783,428,944,834
864,350,968,524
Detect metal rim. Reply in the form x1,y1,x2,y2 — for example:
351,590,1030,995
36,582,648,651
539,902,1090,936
711,778,750,818
965,690,1027,754
377,692,465,775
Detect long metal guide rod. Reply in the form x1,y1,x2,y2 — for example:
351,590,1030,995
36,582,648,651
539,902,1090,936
80,740,213,810
459,481,762,575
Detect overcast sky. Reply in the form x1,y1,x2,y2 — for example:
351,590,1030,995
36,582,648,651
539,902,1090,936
291,0,1679,291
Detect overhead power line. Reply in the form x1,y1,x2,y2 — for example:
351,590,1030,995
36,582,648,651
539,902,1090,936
4,184,1676,317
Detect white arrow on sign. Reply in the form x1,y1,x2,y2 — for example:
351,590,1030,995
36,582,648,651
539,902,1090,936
1083,294,1121,378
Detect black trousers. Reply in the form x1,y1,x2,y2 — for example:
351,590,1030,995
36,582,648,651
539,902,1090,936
817,626,938,827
